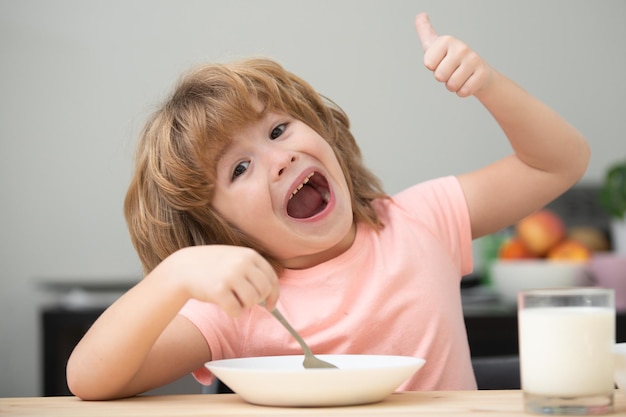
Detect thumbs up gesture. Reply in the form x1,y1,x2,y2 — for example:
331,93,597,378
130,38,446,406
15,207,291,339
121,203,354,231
415,13,492,98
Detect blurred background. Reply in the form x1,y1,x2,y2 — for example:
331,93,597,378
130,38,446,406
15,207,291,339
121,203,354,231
1,0,624,397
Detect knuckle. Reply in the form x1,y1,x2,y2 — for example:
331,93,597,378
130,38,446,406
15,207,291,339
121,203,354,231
238,246,255,258
446,83,459,93
423,57,436,71
445,78,460,91
432,67,447,82
467,53,482,67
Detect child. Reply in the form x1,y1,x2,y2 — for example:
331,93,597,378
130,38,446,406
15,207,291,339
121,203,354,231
67,13,590,400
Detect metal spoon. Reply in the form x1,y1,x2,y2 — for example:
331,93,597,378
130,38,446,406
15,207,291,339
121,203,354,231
269,308,338,369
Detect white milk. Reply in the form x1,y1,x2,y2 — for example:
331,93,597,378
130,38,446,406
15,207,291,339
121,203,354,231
519,306,615,397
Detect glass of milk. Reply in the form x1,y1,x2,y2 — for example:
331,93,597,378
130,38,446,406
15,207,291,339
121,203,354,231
518,287,615,415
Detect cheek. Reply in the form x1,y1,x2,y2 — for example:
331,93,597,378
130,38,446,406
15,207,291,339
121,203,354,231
211,189,240,225
321,145,349,187
312,139,340,168
213,185,271,227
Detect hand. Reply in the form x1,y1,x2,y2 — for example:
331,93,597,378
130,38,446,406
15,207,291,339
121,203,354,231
415,13,493,97
165,245,280,317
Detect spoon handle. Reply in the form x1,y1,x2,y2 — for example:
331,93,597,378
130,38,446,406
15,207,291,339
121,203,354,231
270,308,314,356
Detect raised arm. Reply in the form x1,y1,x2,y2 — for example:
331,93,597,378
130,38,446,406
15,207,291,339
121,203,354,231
415,13,590,238
66,245,279,400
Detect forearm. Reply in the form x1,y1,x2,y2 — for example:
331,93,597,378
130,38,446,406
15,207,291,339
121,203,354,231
66,259,189,399
475,70,590,186
66,244,279,400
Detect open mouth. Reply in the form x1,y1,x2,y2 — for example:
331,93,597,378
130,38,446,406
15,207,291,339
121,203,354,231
286,172,330,219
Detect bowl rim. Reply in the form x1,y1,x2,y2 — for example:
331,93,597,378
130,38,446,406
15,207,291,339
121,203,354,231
206,354,426,373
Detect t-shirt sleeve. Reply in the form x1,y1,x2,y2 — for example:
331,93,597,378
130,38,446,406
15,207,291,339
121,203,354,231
177,299,241,385
391,176,473,277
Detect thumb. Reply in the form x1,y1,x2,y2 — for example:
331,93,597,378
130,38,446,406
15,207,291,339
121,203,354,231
415,12,438,51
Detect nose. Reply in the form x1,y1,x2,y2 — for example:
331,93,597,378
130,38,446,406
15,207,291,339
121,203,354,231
274,152,297,180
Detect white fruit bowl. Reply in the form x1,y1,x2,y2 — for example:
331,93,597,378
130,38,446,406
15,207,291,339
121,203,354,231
489,259,590,306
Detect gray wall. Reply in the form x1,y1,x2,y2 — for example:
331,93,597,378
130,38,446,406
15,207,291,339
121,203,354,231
1,0,624,397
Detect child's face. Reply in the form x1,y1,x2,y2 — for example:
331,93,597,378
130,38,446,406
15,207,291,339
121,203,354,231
212,111,355,269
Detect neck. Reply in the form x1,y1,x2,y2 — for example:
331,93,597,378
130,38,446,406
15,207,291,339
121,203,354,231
281,222,357,270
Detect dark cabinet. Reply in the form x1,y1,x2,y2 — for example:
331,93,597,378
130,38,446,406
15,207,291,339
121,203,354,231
41,308,202,396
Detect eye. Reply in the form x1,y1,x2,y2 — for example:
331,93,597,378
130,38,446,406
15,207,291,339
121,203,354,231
232,161,250,180
269,123,286,140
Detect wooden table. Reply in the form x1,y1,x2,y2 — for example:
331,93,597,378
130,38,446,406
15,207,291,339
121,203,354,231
1,391,626,417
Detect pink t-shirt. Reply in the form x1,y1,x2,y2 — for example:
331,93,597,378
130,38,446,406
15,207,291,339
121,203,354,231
179,176,476,390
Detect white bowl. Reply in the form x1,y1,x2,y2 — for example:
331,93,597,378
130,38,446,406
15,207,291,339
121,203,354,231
490,259,589,306
615,343,626,391
205,354,425,407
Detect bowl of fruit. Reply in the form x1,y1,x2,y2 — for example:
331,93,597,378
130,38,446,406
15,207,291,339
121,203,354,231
489,209,602,306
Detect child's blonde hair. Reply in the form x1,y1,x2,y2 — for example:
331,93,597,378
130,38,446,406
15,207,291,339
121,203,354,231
124,58,387,273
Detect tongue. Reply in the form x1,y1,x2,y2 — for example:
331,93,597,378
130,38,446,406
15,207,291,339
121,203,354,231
287,185,324,219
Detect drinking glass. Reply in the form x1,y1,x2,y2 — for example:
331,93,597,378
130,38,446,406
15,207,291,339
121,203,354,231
518,287,615,415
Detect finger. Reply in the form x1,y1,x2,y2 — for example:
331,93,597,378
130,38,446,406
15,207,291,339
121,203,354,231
431,52,460,83
455,70,484,98
231,276,263,311
443,61,474,93
415,12,438,51
254,254,279,286
244,267,274,303
219,290,246,317
248,254,279,306
230,255,279,310
254,261,280,310
263,284,280,311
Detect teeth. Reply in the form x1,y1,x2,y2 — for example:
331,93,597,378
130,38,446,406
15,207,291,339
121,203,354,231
289,172,314,200
322,190,330,203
